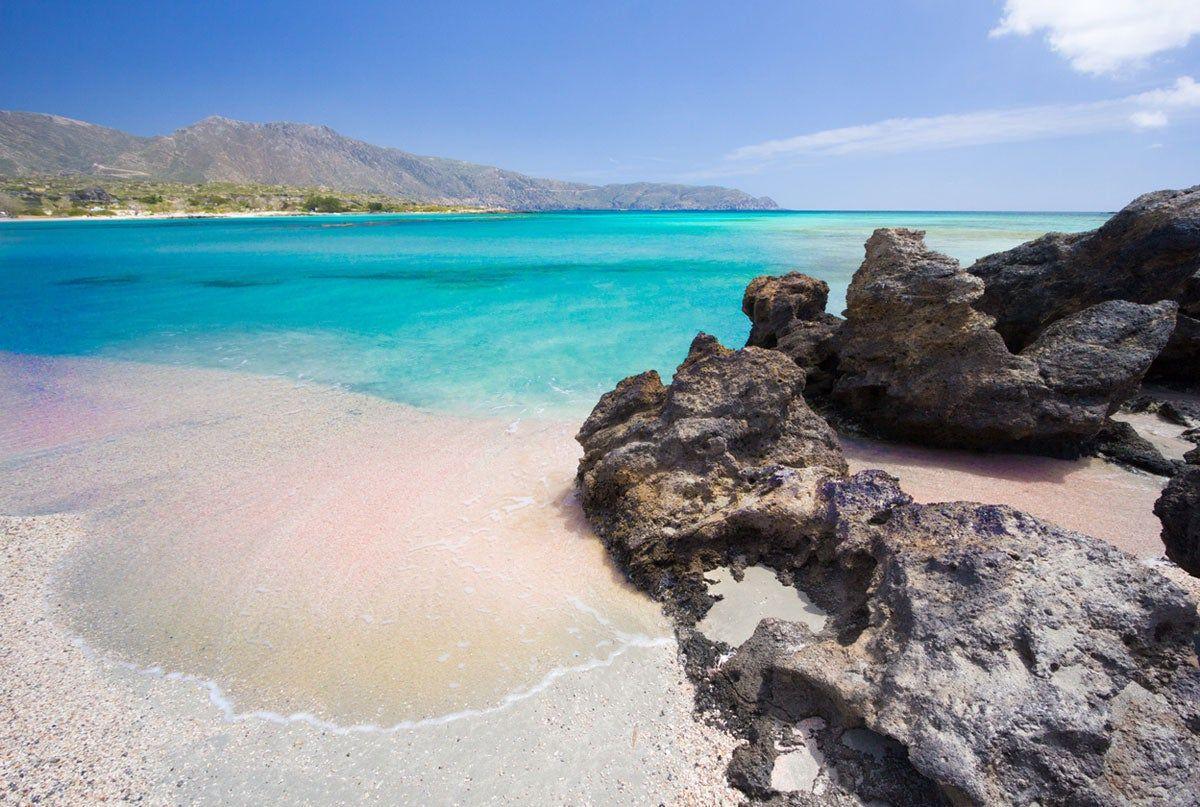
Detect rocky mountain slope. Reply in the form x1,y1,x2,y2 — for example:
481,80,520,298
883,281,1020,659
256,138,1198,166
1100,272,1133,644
0,111,777,211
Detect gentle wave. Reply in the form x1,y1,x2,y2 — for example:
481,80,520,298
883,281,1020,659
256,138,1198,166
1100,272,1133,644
71,628,673,735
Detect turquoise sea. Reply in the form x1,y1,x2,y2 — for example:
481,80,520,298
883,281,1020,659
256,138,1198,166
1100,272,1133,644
0,211,1107,415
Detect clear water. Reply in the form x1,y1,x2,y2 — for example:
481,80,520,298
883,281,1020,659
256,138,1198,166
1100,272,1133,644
0,210,1107,415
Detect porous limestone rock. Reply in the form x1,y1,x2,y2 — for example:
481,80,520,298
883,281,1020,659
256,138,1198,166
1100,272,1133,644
721,472,1200,806
967,185,1200,382
1094,419,1179,477
742,272,843,395
831,228,1177,451
1155,462,1200,577
575,333,846,600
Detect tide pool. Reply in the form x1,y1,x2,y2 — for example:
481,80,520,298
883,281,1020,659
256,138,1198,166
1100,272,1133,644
0,210,1106,414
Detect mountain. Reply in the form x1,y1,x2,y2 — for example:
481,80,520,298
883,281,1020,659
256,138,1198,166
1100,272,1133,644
0,111,777,211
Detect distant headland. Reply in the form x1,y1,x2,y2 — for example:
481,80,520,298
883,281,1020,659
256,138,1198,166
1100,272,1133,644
0,111,778,213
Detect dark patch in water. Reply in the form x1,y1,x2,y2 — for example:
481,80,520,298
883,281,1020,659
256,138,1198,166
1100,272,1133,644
57,274,140,286
312,270,518,288
195,279,280,288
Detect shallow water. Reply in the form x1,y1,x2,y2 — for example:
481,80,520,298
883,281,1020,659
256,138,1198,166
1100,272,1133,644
0,210,1105,415
0,355,668,726
698,566,827,647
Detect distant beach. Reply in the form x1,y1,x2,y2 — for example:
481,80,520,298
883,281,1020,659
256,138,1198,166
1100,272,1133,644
1,208,498,223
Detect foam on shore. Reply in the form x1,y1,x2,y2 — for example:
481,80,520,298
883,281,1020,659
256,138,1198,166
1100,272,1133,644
0,514,739,804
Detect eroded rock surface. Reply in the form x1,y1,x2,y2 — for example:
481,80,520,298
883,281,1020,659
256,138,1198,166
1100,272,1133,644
742,272,843,396
831,228,1176,451
1156,461,1200,577
719,472,1200,806
967,185,1200,382
1094,419,1179,476
581,205,1200,805
575,333,846,602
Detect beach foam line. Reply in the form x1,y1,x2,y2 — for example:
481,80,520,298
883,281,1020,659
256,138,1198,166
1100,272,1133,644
71,630,673,736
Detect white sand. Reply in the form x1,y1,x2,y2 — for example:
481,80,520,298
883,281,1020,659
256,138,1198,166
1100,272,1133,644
0,354,738,804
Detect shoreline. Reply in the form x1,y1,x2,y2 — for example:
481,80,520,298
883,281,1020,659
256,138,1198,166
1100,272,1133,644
1,513,739,804
0,207,505,223
0,352,739,804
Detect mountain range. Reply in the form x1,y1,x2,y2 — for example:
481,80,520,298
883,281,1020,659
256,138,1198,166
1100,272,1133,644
0,111,777,211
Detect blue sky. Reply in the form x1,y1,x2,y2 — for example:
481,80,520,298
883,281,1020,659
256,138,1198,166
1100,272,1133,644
3,0,1198,210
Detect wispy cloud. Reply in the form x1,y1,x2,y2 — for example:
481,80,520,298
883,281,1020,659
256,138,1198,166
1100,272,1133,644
991,0,1200,75
711,77,1200,174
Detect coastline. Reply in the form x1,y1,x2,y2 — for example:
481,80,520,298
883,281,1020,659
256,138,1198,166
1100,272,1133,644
0,352,738,804
0,207,504,223
1,513,738,805
1,351,1191,803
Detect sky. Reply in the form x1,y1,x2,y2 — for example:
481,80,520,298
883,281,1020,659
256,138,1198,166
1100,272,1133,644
3,0,1199,210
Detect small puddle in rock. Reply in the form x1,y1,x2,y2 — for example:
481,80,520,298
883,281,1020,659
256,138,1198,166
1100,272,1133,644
697,566,827,647
771,717,829,794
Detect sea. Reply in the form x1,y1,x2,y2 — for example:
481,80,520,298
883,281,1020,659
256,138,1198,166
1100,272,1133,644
0,210,1108,416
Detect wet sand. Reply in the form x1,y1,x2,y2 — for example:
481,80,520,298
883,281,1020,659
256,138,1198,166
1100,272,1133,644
1,514,737,804
1,353,673,725
0,353,738,803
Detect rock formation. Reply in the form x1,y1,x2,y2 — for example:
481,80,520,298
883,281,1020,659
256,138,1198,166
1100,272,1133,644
1156,453,1200,577
575,333,846,603
578,324,1200,804
579,189,1200,804
830,228,1176,451
718,473,1200,805
742,273,842,394
967,185,1200,382
1094,419,1180,476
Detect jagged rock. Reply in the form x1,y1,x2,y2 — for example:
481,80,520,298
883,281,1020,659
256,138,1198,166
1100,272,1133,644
742,272,843,395
1155,465,1200,577
721,472,1200,806
967,185,1200,382
577,328,1200,804
744,273,831,344
1094,420,1179,476
716,618,950,806
575,333,846,603
831,228,1177,452
1156,314,1200,382
1123,394,1200,428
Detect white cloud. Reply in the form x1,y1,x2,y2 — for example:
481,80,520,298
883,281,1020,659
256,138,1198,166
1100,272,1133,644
1130,109,1168,128
721,77,1199,169
991,0,1200,75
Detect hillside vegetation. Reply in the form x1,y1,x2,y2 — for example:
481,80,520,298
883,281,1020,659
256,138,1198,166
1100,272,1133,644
0,111,778,211
0,176,483,217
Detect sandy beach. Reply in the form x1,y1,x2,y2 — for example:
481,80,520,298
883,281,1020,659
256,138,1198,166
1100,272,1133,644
0,209,498,223
0,354,738,804
0,352,1188,804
